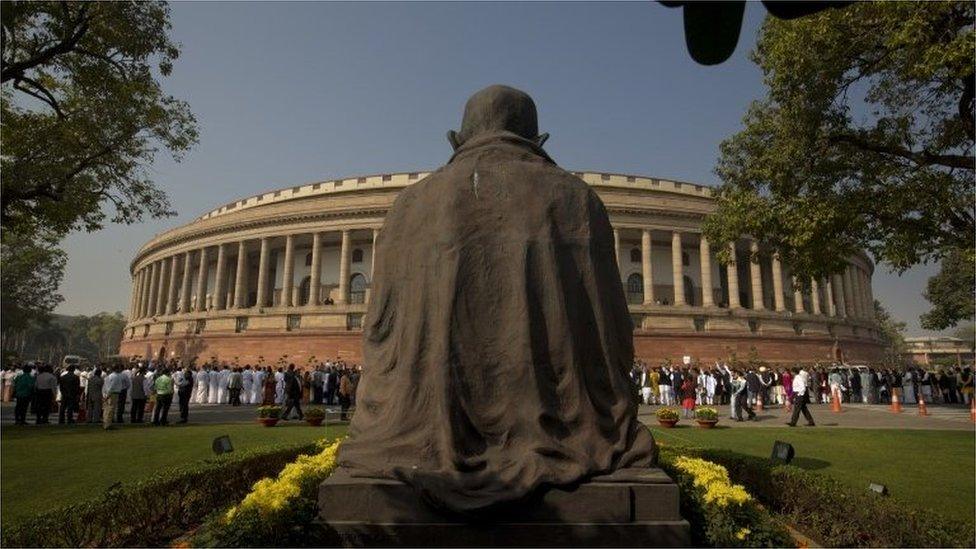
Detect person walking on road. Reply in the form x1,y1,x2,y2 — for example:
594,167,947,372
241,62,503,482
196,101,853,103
787,367,816,427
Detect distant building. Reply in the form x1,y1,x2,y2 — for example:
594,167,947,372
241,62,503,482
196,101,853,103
903,336,974,366
121,171,883,366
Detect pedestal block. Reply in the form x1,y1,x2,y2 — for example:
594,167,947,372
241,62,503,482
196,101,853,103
318,467,690,547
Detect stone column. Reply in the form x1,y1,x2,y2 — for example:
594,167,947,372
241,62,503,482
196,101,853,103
337,229,351,305
671,231,685,306
213,244,227,310
141,269,150,317
825,277,837,317
613,228,621,268
147,261,160,318
132,270,144,319
194,247,209,312
810,278,822,315
863,270,875,317
165,255,179,315
155,259,169,316
700,236,713,307
792,276,804,313
143,266,154,318
234,241,248,308
282,234,295,307
771,253,786,312
180,251,192,313
749,240,764,310
128,273,138,320
727,243,741,309
842,266,855,318
308,232,322,306
832,273,847,318
371,229,379,280
641,229,654,304
256,237,270,307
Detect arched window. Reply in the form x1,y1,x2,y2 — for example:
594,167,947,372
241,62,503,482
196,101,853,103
350,273,368,304
630,248,641,263
626,273,643,304
352,248,364,263
305,252,313,267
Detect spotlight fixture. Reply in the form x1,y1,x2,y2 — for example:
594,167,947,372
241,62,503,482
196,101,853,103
770,440,794,464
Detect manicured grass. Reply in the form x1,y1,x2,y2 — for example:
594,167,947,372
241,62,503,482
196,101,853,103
0,422,347,525
649,425,976,526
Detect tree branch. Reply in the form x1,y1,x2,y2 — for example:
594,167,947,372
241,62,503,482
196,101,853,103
0,4,90,83
12,75,65,117
829,133,975,170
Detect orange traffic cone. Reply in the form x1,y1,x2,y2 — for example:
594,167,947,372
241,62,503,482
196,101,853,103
969,399,975,423
757,392,764,412
831,389,842,413
890,390,903,413
917,395,929,416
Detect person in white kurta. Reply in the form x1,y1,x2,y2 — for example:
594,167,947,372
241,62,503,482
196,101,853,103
241,367,253,405
705,372,717,405
218,367,231,404
274,369,285,405
195,367,210,404
252,368,266,404
208,366,221,404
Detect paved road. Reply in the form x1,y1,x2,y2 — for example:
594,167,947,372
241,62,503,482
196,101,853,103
2,401,972,430
637,402,975,430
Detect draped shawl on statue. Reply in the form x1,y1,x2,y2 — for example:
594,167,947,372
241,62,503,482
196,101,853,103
338,131,656,513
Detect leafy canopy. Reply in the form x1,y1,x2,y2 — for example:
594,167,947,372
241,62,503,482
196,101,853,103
703,2,974,282
1,1,197,239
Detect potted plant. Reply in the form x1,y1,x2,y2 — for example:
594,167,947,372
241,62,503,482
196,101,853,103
656,407,680,428
304,407,326,427
258,405,282,427
695,407,719,428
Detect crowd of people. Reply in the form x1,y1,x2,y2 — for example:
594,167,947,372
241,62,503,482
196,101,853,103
1,358,363,428
629,361,975,425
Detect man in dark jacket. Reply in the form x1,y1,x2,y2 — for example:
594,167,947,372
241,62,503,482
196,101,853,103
281,364,304,420
745,370,761,409
57,366,82,424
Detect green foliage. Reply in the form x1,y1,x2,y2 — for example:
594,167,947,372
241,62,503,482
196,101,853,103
921,248,976,330
695,407,719,421
704,2,974,284
659,449,794,547
2,311,126,364
304,407,326,420
0,231,66,332
1,0,198,238
258,405,282,419
951,322,976,350
665,446,976,548
1,1,197,330
656,407,680,421
873,300,907,365
0,441,319,548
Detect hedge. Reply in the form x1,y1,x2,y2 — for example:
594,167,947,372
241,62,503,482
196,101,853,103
192,440,342,547
1,440,323,548
665,446,976,548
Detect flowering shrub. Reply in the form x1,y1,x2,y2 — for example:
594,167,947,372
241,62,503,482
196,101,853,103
660,450,792,547
304,407,326,420
695,407,719,421
258,405,281,418
656,407,680,421
195,439,342,547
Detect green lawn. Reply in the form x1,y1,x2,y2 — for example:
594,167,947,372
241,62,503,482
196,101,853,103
0,422,346,525
649,425,976,526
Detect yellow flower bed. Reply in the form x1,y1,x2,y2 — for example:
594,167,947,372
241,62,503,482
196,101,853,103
225,439,341,521
673,456,751,508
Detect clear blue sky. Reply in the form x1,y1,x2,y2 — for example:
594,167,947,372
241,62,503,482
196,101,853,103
56,1,943,335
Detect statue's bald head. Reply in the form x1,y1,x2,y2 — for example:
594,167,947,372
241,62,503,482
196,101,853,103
449,85,547,150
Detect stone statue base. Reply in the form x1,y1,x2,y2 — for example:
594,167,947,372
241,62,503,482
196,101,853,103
318,467,690,547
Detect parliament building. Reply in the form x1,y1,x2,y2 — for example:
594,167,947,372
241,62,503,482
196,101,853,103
120,171,884,366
